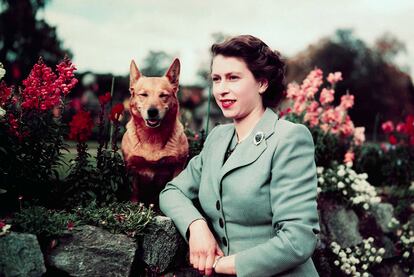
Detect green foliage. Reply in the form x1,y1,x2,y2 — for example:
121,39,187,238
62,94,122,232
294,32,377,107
0,108,68,207
185,128,206,160
12,206,79,239
75,200,155,238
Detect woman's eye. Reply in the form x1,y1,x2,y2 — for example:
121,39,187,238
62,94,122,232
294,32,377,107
212,77,220,82
230,75,239,80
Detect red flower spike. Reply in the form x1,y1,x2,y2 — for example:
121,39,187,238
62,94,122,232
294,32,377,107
68,110,94,142
21,57,77,111
98,92,111,106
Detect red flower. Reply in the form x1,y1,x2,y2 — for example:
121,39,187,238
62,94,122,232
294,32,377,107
68,110,94,142
0,81,12,106
67,221,74,231
405,115,414,135
98,92,111,106
381,120,394,134
388,134,398,145
0,220,5,229
21,57,77,111
109,103,124,122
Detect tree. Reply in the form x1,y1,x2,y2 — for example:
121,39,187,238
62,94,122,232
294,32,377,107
0,0,71,84
140,51,173,77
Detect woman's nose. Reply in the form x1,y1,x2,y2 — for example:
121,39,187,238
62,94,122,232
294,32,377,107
215,81,229,94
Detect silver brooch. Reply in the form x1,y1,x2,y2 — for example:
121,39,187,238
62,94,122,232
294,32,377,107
253,131,264,145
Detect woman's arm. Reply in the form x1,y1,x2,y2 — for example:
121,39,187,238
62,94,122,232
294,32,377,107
233,123,320,277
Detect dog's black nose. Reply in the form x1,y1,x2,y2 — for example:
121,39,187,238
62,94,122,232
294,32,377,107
147,108,159,118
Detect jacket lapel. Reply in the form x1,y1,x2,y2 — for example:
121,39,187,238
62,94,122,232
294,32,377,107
217,108,279,188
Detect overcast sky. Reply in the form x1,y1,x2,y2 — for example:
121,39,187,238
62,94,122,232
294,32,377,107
40,0,414,85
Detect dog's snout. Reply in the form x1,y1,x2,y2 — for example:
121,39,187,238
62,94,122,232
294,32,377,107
147,108,159,118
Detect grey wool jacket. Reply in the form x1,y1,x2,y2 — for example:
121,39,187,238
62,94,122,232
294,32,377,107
159,108,320,277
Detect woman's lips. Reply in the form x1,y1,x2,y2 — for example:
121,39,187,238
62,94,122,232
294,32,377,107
221,100,236,109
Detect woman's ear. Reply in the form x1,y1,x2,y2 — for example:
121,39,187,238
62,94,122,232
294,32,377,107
259,79,269,94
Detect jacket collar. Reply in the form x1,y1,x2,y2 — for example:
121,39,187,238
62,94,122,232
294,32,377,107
213,108,279,194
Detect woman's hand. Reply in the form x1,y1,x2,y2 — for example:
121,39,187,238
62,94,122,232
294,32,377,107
188,219,224,276
214,255,236,275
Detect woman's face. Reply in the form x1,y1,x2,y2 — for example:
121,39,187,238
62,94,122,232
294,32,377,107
211,55,266,121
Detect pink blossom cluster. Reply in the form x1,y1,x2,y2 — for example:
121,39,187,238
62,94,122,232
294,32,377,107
21,57,78,111
283,69,365,147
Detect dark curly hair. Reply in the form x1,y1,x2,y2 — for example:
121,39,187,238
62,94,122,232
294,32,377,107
211,35,286,108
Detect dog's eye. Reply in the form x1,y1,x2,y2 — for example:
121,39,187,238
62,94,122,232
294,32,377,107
138,93,148,97
160,94,169,99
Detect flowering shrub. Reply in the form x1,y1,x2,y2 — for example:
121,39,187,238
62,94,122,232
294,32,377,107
317,163,381,210
396,222,414,275
0,58,77,206
281,69,365,167
330,238,385,276
381,115,414,146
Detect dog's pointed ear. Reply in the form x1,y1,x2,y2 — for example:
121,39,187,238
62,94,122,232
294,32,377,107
165,58,180,90
130,60,141,90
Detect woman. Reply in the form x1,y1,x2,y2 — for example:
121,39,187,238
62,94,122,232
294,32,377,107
159,35,320,277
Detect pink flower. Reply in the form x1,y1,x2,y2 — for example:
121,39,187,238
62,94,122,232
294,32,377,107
381,121,394,134
327,72,343,85
67,221,74,231
340,94,354,109
340,117,355,138
344,151,355,163
353,127,365,146
396,122,405,133
319,88,334,105
300,68,323,100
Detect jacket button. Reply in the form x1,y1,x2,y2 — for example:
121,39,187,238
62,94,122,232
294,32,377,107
219,218,224,228
216,200,220,210
222,237,227,246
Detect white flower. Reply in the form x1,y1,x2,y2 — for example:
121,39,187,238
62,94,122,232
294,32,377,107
375,256,382,263
0,67,5,80
403,251,410,258
334,260,340,266
363,203,369,210
318,177,324,184
368,256,374,262
378,248,385,255
317,187,322,194
362,273,369,277
346,161,353,168
317,167,324,174
362,264,368,270
343,190,348,195
337,168,346,177
0,107,5,118
338,182,345,189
